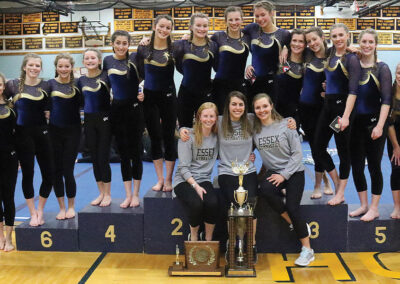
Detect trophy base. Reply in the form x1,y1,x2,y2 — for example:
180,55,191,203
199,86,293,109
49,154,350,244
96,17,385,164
225,266,256,277
168,266,224,276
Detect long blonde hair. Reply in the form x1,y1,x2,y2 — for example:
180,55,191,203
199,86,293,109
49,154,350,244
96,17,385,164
19,53,42,95
193,102,218,146
0,72,11,107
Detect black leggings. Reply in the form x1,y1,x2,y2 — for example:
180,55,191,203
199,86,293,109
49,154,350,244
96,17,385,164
15,125,54,199
218,172,258,213
174,181,218,227
299,103,325,173
351,114,387,195
143,87,177,161
111,101,144,181
388,121,400,191
258,170,308,239
84,112,112,183
177,84,213,128
313,96,353,179
50,124,81,198
0,150,18,226
212,78,247,115
248,74,276,109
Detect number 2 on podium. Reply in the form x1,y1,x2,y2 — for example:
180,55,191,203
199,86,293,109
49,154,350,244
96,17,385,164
171,218,183,236
105,225,116,242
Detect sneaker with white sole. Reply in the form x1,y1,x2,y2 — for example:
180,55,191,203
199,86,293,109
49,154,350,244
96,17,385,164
294,246,315,266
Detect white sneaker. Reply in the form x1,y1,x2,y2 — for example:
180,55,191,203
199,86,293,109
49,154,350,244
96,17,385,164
294,246,315,266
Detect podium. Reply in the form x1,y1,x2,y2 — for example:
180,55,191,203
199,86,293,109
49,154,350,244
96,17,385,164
347,204,400,252
16,212,79,251
78,199,144,252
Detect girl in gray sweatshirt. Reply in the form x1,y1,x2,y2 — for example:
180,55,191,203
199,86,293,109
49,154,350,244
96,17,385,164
173,102,219,241
253,93,314,267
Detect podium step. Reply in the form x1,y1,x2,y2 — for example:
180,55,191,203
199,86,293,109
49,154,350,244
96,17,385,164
143,190,189,254
78,199,144,252
347,204,400,252
15,212,79,251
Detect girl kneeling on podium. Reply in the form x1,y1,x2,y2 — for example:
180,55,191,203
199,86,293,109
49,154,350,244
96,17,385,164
173,102,219,241
253,93,314,266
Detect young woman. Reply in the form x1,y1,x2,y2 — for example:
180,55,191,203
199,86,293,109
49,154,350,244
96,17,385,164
77,48,112,207
300,27,333,199
349,29,392,221
253,93,314,267
211,6,250,113
48,53,81,219
175,13,218,128
136,15,177,192
387,63,400,219
0,73,17,251
216,91,258,255
5,53,53,227
275,29,306,124
313,23,361,206
103,30,144,208
244,1,290,104
173,102,219,241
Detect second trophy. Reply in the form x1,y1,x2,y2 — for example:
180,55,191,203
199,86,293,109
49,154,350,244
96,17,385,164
226,160,256,277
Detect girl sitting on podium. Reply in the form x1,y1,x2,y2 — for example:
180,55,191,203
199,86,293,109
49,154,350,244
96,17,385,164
173,102,219,241
253,93,314,266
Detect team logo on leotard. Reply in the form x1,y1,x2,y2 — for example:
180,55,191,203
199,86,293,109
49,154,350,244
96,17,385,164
196,148,215,161
51,86,78,99
82,79,109,93
107,68,127,76
0,105,12,119
359,70,380,88
251,35,282,52
326,59,349,78
183,50,214,62
12,87,47,103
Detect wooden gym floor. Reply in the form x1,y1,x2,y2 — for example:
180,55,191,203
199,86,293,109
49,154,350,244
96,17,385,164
0,231,399,284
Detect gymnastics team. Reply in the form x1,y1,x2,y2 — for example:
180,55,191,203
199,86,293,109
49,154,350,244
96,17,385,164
0,1,399,267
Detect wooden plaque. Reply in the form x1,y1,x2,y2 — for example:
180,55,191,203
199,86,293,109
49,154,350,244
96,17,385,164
194,7,212,17
42,12,59,22
168,241,223,276
114,8,132,20
25,37,43,50
23,23,40,35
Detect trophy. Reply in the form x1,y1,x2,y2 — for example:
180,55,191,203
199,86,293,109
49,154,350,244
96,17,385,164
168,241,224,276
226,160,256,277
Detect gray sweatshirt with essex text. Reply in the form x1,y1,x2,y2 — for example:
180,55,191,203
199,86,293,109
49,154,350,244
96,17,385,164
173,130,218,187
253,118,304,180
218,115,256,176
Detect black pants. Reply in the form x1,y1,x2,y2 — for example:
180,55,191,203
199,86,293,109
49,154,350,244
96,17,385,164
0,150,18,226
50,124,81,198
111,100,144,181
388,121,400,190
313,96,353,179
143,87,177,161
84,112,112,183
248,74,276,111
258,170,308,239
174,181,218,227
299,103,325,173
351,114,387,195
177,84,213,128
212,78,247,115
15,125,54,199
218,172,258,213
